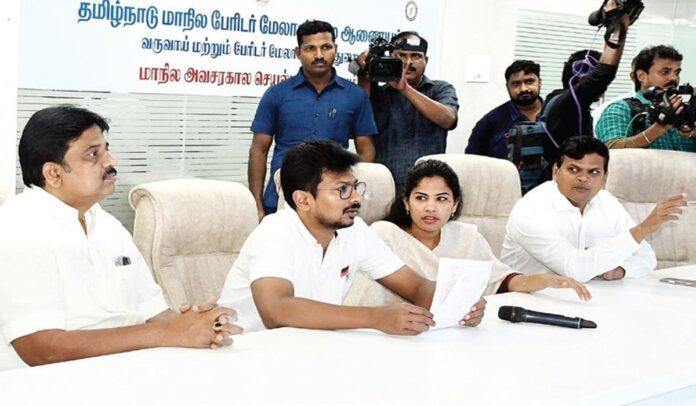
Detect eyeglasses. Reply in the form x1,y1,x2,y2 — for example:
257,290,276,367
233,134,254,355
317,182,367,200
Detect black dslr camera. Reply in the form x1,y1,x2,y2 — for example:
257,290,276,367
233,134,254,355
644,84,696,133
365,37,403,82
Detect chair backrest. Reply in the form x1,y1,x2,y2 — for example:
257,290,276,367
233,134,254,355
605,149,696,269
129,178,258,308
274,162,395,225
417,154,522,256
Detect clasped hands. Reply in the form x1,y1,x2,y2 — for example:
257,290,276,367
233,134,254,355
177,297,243,349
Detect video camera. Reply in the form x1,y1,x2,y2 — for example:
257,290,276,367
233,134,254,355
588,0,644,48
365,37,403,82
644,84,696,132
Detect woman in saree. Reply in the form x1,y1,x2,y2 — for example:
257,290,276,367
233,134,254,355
344,159,590,306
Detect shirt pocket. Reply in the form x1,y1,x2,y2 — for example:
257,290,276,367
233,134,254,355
111,263,140,311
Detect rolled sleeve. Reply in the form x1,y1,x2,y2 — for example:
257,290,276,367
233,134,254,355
433,82,459,130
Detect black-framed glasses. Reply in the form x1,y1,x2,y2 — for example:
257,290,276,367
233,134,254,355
317,181,367,200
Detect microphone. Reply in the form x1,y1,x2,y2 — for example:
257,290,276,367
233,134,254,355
498,306,597,329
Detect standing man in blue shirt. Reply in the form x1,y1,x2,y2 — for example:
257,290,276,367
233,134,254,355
248,20,377,219
465,60,543,159
357,31,459,192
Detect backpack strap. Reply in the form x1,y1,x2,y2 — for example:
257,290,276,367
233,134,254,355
622,97,649,135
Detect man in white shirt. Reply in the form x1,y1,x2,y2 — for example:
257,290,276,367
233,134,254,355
501,136,686,283
220,140,485,334
0,105,241,370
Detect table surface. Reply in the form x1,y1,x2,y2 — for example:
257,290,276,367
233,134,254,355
1,266,695,406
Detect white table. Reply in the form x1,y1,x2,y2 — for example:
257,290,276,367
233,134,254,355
1,266,695,405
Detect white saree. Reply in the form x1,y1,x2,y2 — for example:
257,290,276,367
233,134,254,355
343,220,516,306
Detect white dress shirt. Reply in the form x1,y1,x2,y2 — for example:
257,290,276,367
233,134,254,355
0,187,168,370
219,208,404,332
500,181,656,282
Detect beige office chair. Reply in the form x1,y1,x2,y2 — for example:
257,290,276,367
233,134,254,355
606,149,696,269
274,162,395,225
417,154,522,256
129,178,258,308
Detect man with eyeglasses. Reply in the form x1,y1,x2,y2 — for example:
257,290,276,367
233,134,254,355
219,140,485,334
356,31,459,192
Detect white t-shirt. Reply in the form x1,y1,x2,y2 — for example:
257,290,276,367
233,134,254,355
0,187,168,370
500,181,657,283
219,208,404,332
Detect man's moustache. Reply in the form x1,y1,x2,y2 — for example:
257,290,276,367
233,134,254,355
343,203,361,212
103,167,117,178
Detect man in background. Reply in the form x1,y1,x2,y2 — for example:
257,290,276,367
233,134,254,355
466,60,544,159
596,45,696,150
357,31,458,192
248,19,377,219
542,0,639,169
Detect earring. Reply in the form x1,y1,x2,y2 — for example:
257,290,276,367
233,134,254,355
406,208,410,215
450,212,455,219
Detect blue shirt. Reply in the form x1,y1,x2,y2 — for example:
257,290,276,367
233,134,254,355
371,76,459,191
465,99,542,159
251,68,377,211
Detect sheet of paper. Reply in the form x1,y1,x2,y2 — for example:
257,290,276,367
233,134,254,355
429,258,492,330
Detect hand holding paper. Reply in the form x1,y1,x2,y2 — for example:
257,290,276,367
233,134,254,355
429,258,492,330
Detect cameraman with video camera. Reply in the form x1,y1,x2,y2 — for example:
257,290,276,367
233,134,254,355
539,0,642,171
354,31,459,192
596,45,696,151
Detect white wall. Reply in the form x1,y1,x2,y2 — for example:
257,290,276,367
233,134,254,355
2,0,692,194
440,0,519,153
0,0,19,203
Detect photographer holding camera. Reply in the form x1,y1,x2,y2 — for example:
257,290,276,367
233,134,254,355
355,31,459,192
539,0,643,171
596,45,696,151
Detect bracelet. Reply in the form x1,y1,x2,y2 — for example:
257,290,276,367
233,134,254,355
640,131,651,145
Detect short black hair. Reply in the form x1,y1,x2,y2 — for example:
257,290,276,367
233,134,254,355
556,136,609,172
391,31,428,55
562,49,601,89
505,60,540,82
19,105,110,187
385,160,462,228
296,20,335,47
632,45,683,91
280,140,360,210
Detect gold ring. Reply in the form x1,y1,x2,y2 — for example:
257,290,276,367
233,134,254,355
213,321,223,333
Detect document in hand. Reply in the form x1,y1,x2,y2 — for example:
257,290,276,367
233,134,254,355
429,258,492,330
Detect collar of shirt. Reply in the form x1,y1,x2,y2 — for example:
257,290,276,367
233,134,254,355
505,98,544,122
284,206,340,247
635,90,650,104
27,186,99,230
549,181,600,214
290,67,343,91
418,75,434,89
